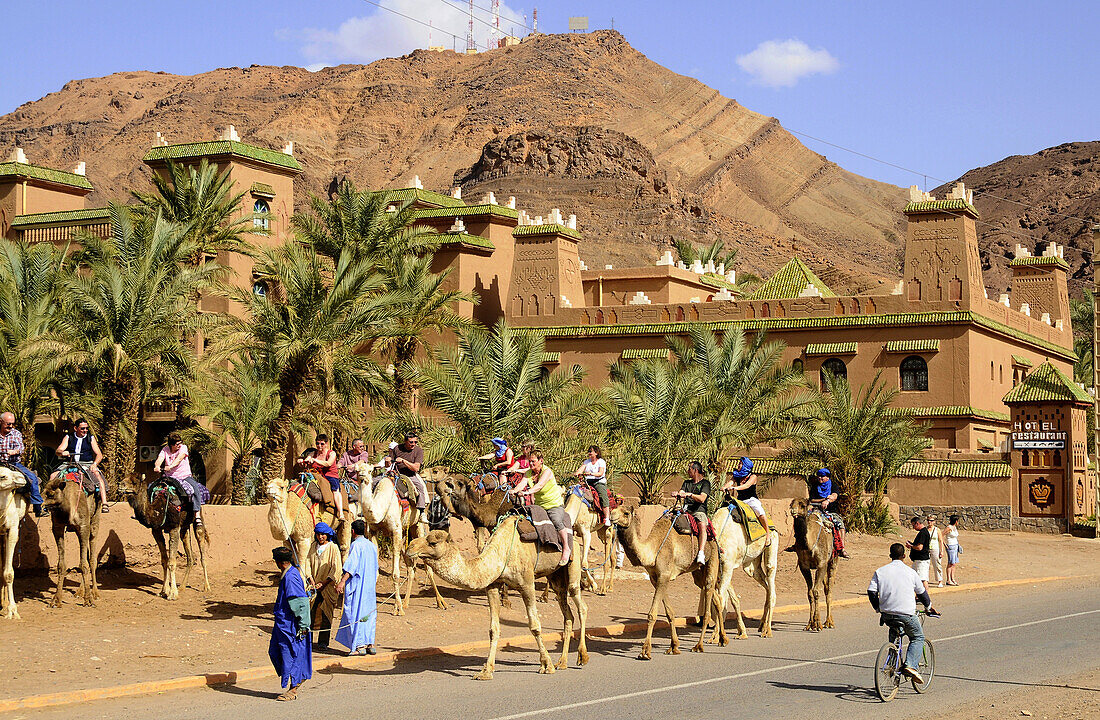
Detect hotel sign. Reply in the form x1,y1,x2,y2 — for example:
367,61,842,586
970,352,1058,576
1011,421,1066,450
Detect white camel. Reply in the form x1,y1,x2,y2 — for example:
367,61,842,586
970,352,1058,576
701,504,780,641
563,488,618,595
0,466,28,619
355,463,446,614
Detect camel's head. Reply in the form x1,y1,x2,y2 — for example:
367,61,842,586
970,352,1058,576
265,478,290,503
118,473,143,497
351,461,371,477
0,465,25,493
610,504,636,529
789,497,810,518
405,529,452,562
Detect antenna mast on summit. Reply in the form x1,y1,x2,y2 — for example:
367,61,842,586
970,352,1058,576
466,0,476,52
490,0,500,47
533,7,538,32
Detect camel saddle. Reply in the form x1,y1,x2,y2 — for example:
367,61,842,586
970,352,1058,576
672,512,718,541
147,478,184,513
514,506,563,553
298,471,358,515
59,463,97,496
721,498,768,543
567,484,623,515
373,471,419,510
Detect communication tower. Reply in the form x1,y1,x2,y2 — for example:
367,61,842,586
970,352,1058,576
466,0,476,52
490,0,501,47
533,7,538,33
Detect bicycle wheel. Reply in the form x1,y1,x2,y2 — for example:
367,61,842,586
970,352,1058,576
912,638,935,693
874,642,901,701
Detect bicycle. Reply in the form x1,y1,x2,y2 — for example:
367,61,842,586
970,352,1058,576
874,610,937,701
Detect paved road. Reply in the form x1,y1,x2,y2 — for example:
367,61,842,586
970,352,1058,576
12,578,1100,720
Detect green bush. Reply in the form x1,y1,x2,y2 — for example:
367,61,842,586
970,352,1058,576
847,495,899,536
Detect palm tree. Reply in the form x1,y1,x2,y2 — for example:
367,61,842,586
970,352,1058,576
43,204,225,495
132,159,250,255
598,359,707,504
406,320,590,472
233,240,399,481
673,237,760,295
1070,289,1094,385
785,371,928,530
667,326,813,475
0,238,69,473
184,355,279,504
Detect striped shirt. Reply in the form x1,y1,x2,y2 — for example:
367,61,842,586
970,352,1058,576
0,428,25,460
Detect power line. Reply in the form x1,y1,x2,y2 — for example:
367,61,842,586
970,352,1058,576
358,0,493,51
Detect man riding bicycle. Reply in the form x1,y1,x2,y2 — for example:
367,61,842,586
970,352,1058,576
867,543,939,685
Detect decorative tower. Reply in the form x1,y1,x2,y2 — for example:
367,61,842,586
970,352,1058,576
508,210,583,319
901,182,984,307
1008,242,1071,324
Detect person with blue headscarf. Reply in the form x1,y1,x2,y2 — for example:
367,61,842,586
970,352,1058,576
721,457,771,544
489,437,514,474
336,519,379,655
308,521,341,650
269,546,312,701
809,468,849,558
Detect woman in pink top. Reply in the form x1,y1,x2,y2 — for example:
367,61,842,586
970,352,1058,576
154,432,206,525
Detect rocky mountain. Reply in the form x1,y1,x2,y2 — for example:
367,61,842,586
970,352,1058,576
934,142,1100,297
1,31,915,292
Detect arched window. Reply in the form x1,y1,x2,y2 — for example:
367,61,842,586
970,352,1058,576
253,199,270,231
900,356,928,391
820,358,847,387
792,359,803,375
252,281,267,298
761,302,771,318
675,306,685,322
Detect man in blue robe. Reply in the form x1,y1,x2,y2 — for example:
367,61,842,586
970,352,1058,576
269,546,312,700
335,519,379,656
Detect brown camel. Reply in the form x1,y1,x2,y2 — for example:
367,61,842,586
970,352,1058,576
120,476,210,600
789,498,838,631
406,515,588,680
563,485,618,595
611,505,722,659
41,469,101,607
0,466,28,619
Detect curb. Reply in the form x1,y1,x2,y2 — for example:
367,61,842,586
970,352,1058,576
0,574,1075,713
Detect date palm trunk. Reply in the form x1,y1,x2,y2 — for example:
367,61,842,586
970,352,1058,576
392,336,418,412
260,358,309,482
230,453,251,505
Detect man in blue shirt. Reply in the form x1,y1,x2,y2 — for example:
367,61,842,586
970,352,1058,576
809,468,849,558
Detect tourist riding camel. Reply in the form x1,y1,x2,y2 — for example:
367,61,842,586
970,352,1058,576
789,497,839,631
153,432,207,527
44,455,103,607
807,468,849,558
0,412,45,517
388,431,428,515
49,418,108,513
574,445,610,527
513,451,573,566
297,434,344,521
721,457,771,544
0,465,27,619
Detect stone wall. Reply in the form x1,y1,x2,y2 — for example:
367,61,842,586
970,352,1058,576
1012,516,1067,534
899,504,1011,531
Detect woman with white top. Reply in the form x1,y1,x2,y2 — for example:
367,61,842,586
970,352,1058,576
944,515,961,586
926,514,944,587
575,445,610,527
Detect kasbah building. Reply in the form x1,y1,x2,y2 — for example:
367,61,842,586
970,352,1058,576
1,127,1096,535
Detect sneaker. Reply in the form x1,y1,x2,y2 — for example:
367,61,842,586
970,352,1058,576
936,582,944,588
603,517,612,528
33,506,48,518
696,551,706,564
902,667,924,685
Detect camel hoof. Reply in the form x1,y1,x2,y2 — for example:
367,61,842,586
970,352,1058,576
665,647,681,655
82,598,96,608
48,598,63,609
823,619,834,629
3,609,19,620
636,653,651,661
554,658,567,670
437,600,449,611
691,644,704,653
538,664,555,675
474,669,494,681
759,628,772,638
719,637,730,646
578,651,589,666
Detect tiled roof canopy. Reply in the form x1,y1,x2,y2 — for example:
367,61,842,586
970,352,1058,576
1011,355,1033,368
747,257,835,300
10,207,111,227
1008,255,1069,269
412,204,519,220
433,232,495,251
699,273,737,291
747,457,1011,479
0,162,94,190
250,182,275,197
620,348,669,360
383,187,466,208
903,198,979,219
805,342,857,356
884,339,940,353
513,223,581,240
1002,361,1092,405
143,141,302,171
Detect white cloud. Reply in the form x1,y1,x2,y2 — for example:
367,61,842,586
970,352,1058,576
736,39,839,88
304,63,332,72
301,0,525,65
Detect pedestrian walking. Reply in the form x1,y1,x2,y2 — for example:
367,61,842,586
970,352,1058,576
905,516,932,593
268,546,312,701
309,522,342,650
944,514,962,586
335,519,379,656
926,514,944,587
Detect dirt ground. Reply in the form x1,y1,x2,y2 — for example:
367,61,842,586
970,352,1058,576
932,667,1100,720
0,528,1096,703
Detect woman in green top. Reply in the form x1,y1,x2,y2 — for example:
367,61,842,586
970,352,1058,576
515,451,573,567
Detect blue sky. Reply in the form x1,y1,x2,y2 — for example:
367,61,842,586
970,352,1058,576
2,0,1096,188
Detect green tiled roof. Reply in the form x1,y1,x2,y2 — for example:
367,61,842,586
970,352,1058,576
1011,355,1033,367
250,182,275,197
1007,255,1069,269
521,310,1075,361
746,458,800,475
805,342,857,356
0,162,93,190
383,187,466,208
903,198,979,219
10,207,111,227
895,460,1011,479
699,273,737,291
412,204,519,220
513,223,582,240
143,141,301,171
433,232,495,251
894,406,1011,422
1001,361,1092,405
620,348,669,360
885,339,940,353
540,352,561,364
747,257,835,300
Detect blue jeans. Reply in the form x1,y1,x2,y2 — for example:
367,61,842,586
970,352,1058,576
9,461,42,505
883,612,925,670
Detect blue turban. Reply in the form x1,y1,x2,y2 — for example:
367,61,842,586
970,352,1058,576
491,437,508,457
730,456,754,480
314,521,336,539
816,468,831,478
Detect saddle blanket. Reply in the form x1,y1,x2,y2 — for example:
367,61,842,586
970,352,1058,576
372,472,419,508
300,472,358,513
723,500,768,543
568,484,624,515
59,464,97,496
673,512,717,541
515,506,563,553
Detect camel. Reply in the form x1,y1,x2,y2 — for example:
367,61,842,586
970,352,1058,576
434,473,513,550
701,502,779,640
120,476,210,600
563,486,618,595
611,505,722,659
406,515,588,680
0,467,28,619
266,478,319,582
42,467,102,607
357,466,446,614
789,498,838,631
